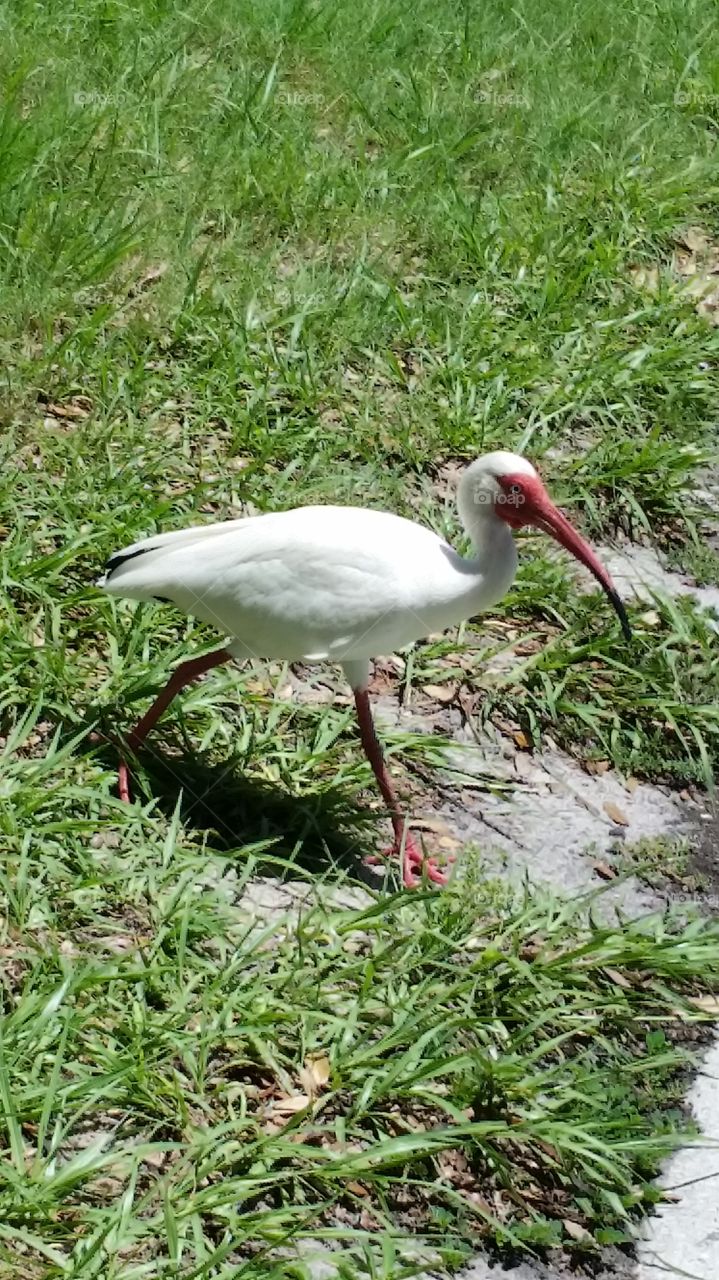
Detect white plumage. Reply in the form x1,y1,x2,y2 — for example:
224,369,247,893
99,452,537,683
100,451,629,888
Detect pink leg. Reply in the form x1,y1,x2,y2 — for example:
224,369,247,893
117,648,233,803
353,688,449,889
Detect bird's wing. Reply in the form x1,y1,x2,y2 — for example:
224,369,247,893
100,506,464,661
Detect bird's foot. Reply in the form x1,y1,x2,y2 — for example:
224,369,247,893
400,834,451,888
365,830,451,888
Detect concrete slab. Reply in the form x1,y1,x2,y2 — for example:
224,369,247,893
636,1037,719,1280
598,542,719,624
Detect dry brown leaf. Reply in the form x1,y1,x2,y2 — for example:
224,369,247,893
493,714,519,736
585,758,611,776
306,1053,330,1086
298,1053,331,1098
346,1180,369,1197
593,861,617,882
563,1219,594,1244
629,264,660,292
421,683,457,704
676,226,712,256
603,966,634,990
245,678,271,694
603,801,630,826
461,1189,495,1217
625,776,639,794
513,638,543,656
535,1137,560,1163
269,1093,311,1115
437,1149,473,1188
688,995,719,1015
47,397,92,420
513,730,530,750
639,609,661,628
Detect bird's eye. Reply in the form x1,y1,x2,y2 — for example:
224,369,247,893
508,483,522,495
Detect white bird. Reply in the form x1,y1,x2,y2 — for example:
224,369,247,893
99,450,630,887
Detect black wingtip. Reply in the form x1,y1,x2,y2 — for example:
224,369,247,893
104,545,153,577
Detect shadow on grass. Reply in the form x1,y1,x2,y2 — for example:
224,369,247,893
89,727,392,890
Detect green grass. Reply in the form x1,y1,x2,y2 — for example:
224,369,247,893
2,0,719,1273
2,786,719,1277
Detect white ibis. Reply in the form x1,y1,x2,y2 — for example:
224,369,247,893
99,451,630,887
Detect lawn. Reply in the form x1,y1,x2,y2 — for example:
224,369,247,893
1,0,719,1275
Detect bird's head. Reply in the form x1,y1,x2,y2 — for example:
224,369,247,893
466,451,631,642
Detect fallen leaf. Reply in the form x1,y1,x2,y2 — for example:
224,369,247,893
603,801,630,826
298,1053,331,1098
461,1189,495,1217
513,730,530,750
346,1180,369,1197
676,226,712,256
625,776,639,794
593,861,617,882
306,1053,330,1086
603,966,634,990
585,758,611,776
46,397,92,420
359,1207,381,1230
563,1219,595,1245
515,636,545,657
639,609,661,627
535,1138,560,1163
493,714,520,736
245,678,270,694
688,995,719,1015
269,1094,311,1115
629,264,660,292
421,683,457,704
437,1149,473,1188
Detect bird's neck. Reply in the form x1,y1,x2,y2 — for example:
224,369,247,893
457,468,518,603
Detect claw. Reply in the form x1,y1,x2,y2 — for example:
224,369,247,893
402,840,450,888
363,832,451,887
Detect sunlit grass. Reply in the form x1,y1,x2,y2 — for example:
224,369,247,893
1,0,719,1273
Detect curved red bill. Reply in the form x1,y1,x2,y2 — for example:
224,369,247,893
532,500,632,641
